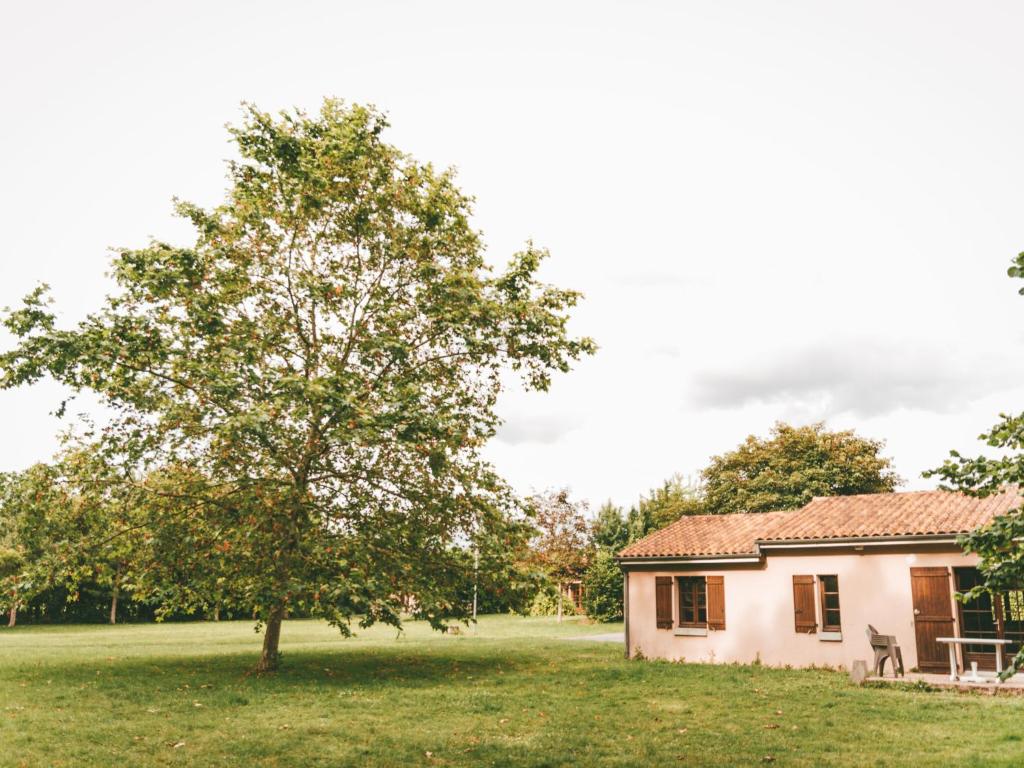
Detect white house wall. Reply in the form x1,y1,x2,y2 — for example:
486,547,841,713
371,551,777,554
626,548,979,670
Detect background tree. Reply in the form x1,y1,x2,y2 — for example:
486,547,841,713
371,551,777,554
451,508,542,617
0,100,594,668
57,442,148,625
926,251,1024,676
699,422,901,515
590,500,629,552
0,443,148,627
630,474,703,529
0,463,68,627
528,489,591,621
581,549,623,623
0,473,23,627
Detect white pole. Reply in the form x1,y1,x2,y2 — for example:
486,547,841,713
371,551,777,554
472,544,479,632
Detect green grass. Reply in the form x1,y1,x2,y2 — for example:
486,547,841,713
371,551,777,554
1,616,1022,767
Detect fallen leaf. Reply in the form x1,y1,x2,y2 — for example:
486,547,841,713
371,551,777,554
774,710,782,716
499,718,509,724
170,740,186,749
677,728,688,735
763,724,779,730
762,757,775,763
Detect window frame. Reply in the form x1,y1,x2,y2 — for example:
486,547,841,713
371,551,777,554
677,575,708,628
817,574,841,633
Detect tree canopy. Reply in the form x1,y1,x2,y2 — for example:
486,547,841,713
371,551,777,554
0,100,595,668
699,422,902,515
927,251,1024,676
527,489,591,621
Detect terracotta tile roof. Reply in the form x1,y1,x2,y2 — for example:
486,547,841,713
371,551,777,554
618,509,792,558
618,488,1022,559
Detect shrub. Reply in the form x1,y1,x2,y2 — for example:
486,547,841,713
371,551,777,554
528,586,578,617
581,549,623,622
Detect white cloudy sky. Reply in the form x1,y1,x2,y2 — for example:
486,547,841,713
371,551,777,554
2,1,1023,509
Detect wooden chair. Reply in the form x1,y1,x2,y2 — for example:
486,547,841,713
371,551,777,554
866,624,904,677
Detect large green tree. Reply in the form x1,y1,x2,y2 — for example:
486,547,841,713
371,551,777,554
699,422,902,515
927,251,1024,676
0,100,594,669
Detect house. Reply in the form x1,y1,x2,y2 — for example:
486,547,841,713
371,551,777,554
562,580,584,613
616,488,1023,673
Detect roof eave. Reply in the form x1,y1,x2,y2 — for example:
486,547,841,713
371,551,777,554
616,553,763,566
757,533,964,549
617,532,966,564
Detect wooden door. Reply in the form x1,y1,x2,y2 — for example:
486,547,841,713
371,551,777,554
910,567,955,673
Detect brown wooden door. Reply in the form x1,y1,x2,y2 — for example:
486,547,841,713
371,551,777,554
910,567,954,673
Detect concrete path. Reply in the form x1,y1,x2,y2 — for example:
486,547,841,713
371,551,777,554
563,632,623,642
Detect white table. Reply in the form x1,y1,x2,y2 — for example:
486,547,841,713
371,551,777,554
936,637,1011,683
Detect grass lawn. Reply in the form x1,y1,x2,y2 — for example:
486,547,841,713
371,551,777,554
1,616,1022,767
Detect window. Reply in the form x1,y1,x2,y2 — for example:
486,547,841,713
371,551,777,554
954,567,1024,664
678,576,707,627
818,575,841,632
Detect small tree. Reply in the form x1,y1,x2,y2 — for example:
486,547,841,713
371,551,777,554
581,549,622,622
528,489,590,621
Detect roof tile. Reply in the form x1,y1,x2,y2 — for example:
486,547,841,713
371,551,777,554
618,488,1022,559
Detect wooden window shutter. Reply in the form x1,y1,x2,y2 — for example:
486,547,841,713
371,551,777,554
655,577,673,629
706,576,726,630
793,575,817,633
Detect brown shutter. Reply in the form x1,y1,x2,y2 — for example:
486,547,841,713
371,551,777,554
793,575,817,633
655,576,673,629
706,575,726,630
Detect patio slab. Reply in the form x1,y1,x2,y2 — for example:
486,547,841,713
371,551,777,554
866,671,1024,695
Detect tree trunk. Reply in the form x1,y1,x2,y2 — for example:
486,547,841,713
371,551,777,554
109,570,120,625
7,604,16,628
213,605,220,622
557,582,563,623
255,603,286,672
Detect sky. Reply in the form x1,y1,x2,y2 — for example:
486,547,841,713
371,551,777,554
1,1,1023,511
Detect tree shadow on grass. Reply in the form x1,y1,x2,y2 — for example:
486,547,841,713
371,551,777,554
6,638,582,696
